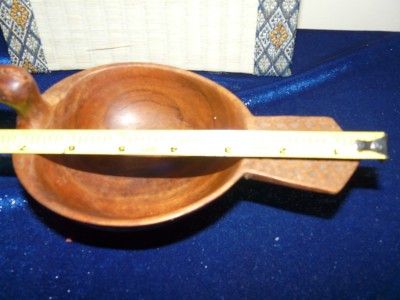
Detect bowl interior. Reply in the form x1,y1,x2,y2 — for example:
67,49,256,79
25,65,248,226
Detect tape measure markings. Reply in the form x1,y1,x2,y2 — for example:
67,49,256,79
0,129,388,160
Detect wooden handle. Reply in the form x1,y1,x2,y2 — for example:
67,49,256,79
0,65,48,127
242,116,359,194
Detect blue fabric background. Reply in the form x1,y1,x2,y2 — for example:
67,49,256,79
0,30,399,299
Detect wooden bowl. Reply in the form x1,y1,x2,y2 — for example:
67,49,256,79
0,64,358,227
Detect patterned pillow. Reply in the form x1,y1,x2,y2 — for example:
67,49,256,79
0,0,300,76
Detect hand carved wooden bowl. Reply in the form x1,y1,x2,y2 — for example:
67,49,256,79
0,64,358,227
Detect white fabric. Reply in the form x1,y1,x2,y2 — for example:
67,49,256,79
298,0,400,32
30,0,259,73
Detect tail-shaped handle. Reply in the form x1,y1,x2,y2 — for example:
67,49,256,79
243,116,359,194
0,65,48,127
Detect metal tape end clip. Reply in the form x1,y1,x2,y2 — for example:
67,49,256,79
356,134,388,159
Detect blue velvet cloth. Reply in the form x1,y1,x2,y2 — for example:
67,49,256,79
0,30,399,299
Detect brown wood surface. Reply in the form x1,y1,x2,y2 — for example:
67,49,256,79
0,64,358,227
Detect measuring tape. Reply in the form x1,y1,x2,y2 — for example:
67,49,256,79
0,129,387,160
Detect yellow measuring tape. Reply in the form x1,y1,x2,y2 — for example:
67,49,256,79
0,129,388,160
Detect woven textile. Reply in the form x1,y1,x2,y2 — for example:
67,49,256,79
255,0,300,76
0,0,300,75
0,0,48,72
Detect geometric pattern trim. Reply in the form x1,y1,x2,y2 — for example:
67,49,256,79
255,0,300,76
0,0,49,73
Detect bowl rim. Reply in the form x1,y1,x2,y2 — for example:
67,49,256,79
14,63,251,227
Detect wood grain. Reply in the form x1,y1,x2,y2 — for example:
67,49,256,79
0,64,358,227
